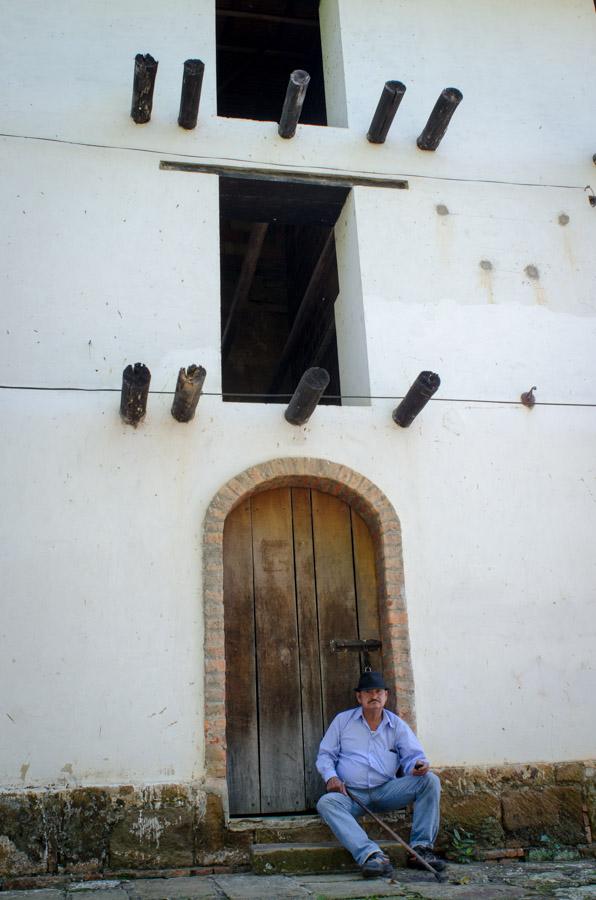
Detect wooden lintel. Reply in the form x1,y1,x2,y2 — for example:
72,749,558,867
160,160,409,192
221,222,268,359
269,231,335,392
217,9,319,28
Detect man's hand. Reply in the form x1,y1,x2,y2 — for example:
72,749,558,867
326,776,347,795
412,760,430,776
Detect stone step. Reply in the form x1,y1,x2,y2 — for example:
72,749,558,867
229,810,409,847
250,841,409,875
228,814,332,846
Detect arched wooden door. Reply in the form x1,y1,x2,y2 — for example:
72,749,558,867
223,486,382,816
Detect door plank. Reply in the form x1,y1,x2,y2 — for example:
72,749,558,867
351,508,382,670
251,488,305,812
223,499,260,814
312,491,361,727
291,488,324,808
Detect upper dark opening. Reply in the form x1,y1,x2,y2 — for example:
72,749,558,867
220,175,350,404
216,0,327,125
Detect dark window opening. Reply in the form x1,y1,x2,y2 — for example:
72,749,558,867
220,175,349,403
216,1,327,125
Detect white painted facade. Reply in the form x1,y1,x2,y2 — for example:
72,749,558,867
1,0,595,791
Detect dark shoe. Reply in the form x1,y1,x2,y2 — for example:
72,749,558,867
407,845,447,872
361,851,394,878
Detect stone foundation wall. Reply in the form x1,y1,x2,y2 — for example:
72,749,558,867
437,761,595,860
1,762,594,882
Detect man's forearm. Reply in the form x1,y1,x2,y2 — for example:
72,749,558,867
316,759,338,784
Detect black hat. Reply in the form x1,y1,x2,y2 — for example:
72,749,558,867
354,671,388,692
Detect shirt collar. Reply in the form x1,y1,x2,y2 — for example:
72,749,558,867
356,707,390,730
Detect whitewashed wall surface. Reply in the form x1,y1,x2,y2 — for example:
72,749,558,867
0,0,595,790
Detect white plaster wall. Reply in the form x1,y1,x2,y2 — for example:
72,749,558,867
352,178,596,403
0,1,593,187
1,0,595,788
334,0,596,184
1,391,594,785
0,138,221,392
333,191,371,404
319,0,349,127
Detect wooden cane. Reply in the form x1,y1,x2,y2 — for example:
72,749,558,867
345,788,445,883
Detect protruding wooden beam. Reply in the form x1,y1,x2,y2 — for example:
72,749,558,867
269,230,335,392
367,81,407,144
178,59,205,130
131,54,158,124
392,371,440,427
171,365,206,422
417,88,463,151
285,368,330,425
221,222,268,359
278,70,310,139
120,363,151,426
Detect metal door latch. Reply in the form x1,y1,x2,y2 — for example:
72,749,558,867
329,639,382,671
330,639,382,652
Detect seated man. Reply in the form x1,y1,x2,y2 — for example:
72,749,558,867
316,671,445,879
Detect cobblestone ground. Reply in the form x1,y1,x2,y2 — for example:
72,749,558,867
1,862,595,900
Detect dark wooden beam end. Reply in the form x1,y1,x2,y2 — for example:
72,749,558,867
416,87,463,151
278,70,311,139
367,80,407,144
171,365,207,422
131,53,158,124
285,367,330,425
178,59,205,130
392,371,440,427
120,363,151,426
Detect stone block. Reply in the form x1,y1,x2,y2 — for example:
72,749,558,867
255,823,334,845
255,811,410,847
0,892,65,900
109,809,194,870
0,793,61,874
502,786,584,845
250,841,407,876
125,877,220,898
59,790,113,870
66,893,127,900
251,842,354,876
158,786,192,807
586,778,596,836
555,762,586,783
213,874,309,898
296,878,407,899
193,794,249,864
440,792,504,848
476,847,524,860
440,764,556,794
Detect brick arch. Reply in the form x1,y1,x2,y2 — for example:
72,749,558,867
202,457,415,788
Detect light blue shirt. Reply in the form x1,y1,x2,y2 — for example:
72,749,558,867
316,707,429,789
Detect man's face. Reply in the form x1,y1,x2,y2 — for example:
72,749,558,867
356,688,388,712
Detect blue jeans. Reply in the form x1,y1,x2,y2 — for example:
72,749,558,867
316,773,441,866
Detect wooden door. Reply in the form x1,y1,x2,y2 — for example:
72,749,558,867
223,487,381,815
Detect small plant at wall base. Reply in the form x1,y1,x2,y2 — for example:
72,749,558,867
449,827,476,863
526,834,580,862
